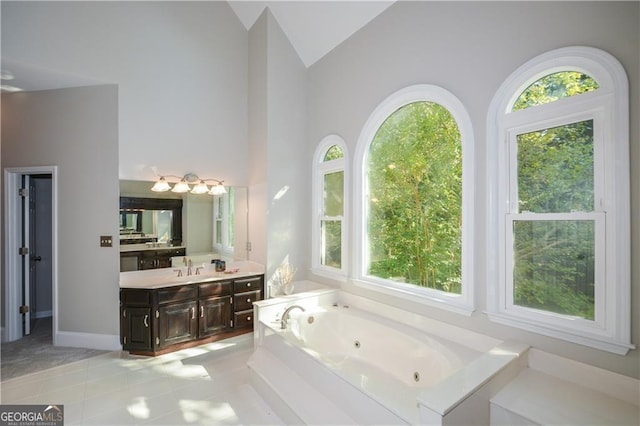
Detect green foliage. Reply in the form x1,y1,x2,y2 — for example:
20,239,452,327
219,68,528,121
513,71,599,111
324,145,344,161
512,71,598,320
517,120,594,213
322,220,342,268
513,220,595,320
367,101,462,293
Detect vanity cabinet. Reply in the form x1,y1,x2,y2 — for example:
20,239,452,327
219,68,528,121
121,247,186,272
120,274,263,356
233,276,263,329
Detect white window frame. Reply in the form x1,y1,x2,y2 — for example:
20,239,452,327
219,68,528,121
311,135,348,281
353,84,475,315
486,46,633,354
212,190,234,256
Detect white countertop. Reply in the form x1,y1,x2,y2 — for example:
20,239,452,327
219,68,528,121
119,260,265,289
120,244,186,253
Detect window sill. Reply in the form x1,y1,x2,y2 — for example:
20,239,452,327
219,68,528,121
487,311,635,355
352,277,474,317
310,267,347,284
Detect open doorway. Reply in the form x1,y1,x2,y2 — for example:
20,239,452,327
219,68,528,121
3,166,58,344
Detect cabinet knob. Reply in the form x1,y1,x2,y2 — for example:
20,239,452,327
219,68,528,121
247,316,251,321
247,283,251,287
247,298,251,303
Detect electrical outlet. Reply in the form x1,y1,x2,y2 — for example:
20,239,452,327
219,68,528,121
100,235,113,247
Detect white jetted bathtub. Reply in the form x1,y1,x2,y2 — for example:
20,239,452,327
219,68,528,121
249,288,528,425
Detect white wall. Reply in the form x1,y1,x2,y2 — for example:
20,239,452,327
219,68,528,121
248,11,269,268
265,12,310,285
248,10,309,291
307,1,639,378
1,1,249,186
2,85,120,341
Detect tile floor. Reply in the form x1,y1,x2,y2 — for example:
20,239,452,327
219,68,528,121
0,334,284,425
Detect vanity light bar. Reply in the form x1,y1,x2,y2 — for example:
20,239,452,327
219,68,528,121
151,174,226,195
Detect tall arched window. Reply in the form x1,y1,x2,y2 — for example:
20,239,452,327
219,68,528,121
354,85,474,314
487,46,632,354
312,135,347,279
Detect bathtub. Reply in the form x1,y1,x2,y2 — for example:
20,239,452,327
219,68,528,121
249,289,528,425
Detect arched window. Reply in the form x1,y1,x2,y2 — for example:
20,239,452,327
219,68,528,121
487,47,632,354
354,85,474,314
312,135,347,279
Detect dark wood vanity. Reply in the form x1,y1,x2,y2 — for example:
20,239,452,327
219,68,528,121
120,274,263,356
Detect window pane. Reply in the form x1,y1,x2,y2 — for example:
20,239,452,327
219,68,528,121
324,171,344,216
517,120,593,213
513,220,595,320
367,101,462,293
228,188,235,248
323,145,344,161
321,220,341,268
513,71,599,111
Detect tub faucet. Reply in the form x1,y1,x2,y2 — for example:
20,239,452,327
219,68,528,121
187,259,193,276
280,305,305,329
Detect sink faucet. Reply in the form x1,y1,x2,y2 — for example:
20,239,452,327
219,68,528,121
187,259,193,276
280,305,305,329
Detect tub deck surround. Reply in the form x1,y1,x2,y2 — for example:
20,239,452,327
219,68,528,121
491,349,640,425
119,260,265,289
250,286,526,425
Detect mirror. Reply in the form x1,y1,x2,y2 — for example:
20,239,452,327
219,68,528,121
119,180,248,270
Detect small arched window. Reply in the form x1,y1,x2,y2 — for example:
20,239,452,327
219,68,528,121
487,47,632,354
354,85,474,314
312,135,347,279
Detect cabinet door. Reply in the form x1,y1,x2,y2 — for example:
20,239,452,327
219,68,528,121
122,307,152,351
233,290,261,312
234,276,263,293
157,301,198,348
139,252,157,270
234,309,254,329
120,253,140,272
199,296,232,338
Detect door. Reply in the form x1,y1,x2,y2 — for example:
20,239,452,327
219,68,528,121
121,306,152,351
199,296,232,338
157,301,198,348
3,166,57,343
27,175,53,335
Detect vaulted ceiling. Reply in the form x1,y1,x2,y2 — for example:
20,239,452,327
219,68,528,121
227,1,394,67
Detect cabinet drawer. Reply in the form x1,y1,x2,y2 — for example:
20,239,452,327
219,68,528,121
234,276,263,293
234,310,254,328
199,280,232,298
157,285,197,305
234,290,261,312
120,289,151,306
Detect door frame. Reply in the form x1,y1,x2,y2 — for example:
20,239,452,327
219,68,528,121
3,166,58,343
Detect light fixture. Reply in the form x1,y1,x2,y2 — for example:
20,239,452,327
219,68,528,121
191,180,210,194
151,173,226,196
171,178,191,193
151,176,171,192
208,183,227,195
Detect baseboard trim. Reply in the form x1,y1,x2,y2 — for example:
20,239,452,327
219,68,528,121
55,331,121,351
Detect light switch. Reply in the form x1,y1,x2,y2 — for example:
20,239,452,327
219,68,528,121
100,235,113,247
